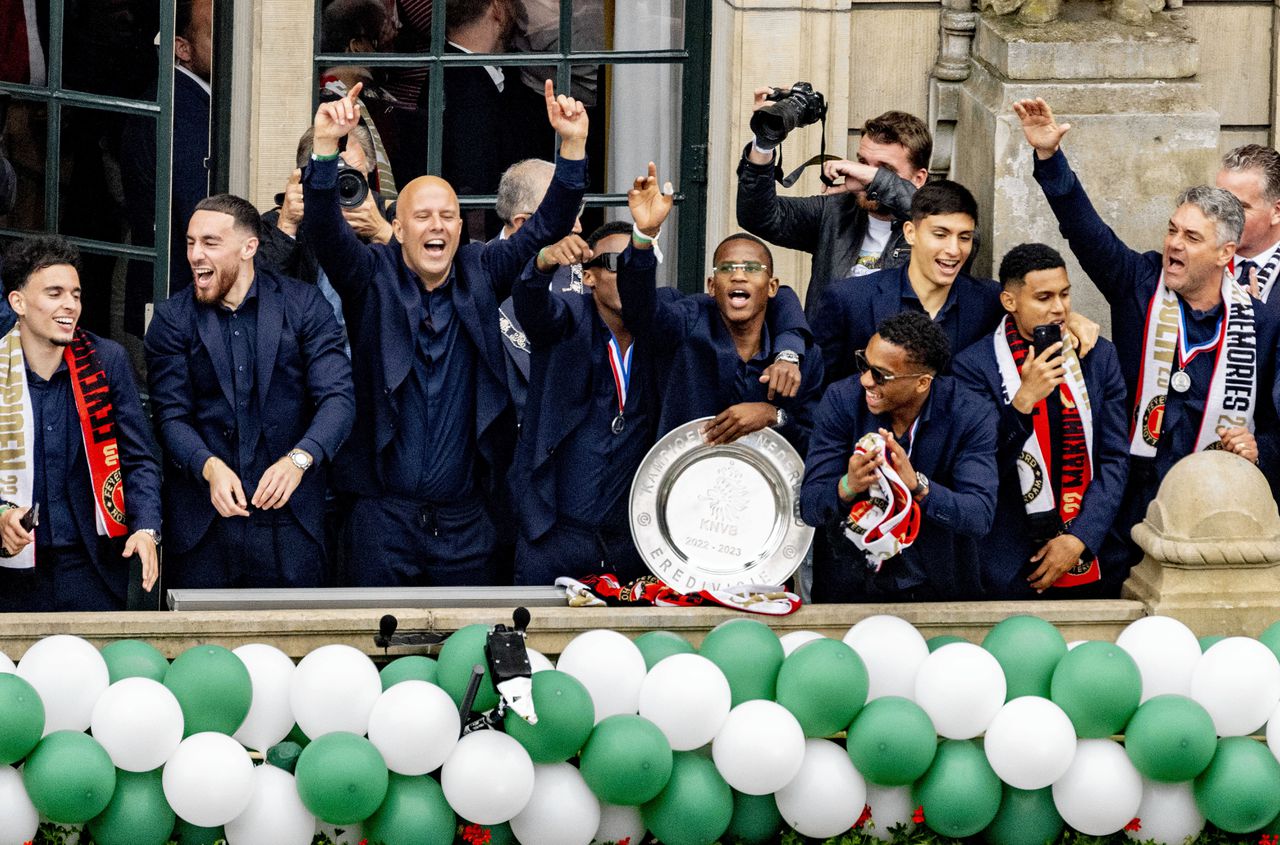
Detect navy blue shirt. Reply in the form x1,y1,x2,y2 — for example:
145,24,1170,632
28,361,80,548
382,275,477,499
215,282,266,480
555,319,651,531
732,324,775,404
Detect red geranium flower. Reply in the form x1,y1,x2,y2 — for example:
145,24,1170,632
854,804,872,829
912,805,925,824
462,823,493,845
1125,818,1142,832
1260,835,1278,845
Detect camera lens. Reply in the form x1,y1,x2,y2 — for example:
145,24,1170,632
336,164,369,208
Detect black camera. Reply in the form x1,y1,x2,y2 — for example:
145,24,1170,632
750,82,828,147
336,160,370,208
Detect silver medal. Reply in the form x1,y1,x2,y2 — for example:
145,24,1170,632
1171,370,1191,393
611,414,626,434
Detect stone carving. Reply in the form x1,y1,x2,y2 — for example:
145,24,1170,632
981,0,1166,28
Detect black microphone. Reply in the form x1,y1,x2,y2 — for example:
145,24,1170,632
379,614,398,642
512,607,531,634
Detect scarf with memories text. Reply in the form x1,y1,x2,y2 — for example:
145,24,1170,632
842,431,920,572
0,325,127,570
994,316,1098,588
1131,271,1256,459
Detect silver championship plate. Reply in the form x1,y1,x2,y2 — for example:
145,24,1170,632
629,417,814,594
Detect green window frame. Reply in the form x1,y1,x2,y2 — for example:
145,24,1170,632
0,0,178,309
312,0,713,293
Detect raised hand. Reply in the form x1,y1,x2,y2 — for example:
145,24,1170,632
544,79,589,150
1012,97,1071,159
536,234,593,272
313,82,364,154
821,159,877,196
627,162,674,237
1012,341,1066,413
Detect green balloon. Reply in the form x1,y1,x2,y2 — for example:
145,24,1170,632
163,644,252,736
1199,635,1225,652
912,739,1002,838
171,818,224,845
642,751,734,845
88,768,175,845
1124,695,1217,782
22,731,117,824
579,714,674,805
1193,736,1280,834
775,639,868,737
927,635,966,653
0,672,44,764
503,670,595,763
266,740,303,773
286,722,312,748
982,786,1063,845
363,773,456,845
725,790,784,845
846,696,937,786
698,618,785,706
295,732,390,825
1049,641,1141,738
982,615,1067,700
635,631,696,670
437,624,499,712
1261,621,1280,664
101,639,169,684
380,655,439,690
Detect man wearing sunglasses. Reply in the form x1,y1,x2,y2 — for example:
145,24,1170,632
800,310,998,601
619,171,822,455
953,244,1130,598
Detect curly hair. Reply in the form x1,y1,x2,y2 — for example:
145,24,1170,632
876,310,950,373
3,235,80,294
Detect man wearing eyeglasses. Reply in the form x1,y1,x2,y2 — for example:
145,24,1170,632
953,244,1130,598
619,171,823,455
800,310,998,601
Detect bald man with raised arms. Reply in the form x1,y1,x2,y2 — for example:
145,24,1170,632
302,81,590,586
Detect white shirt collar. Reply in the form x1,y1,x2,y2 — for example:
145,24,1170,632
445,42,505,92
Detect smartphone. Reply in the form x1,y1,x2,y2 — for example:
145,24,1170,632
1032,323,1062,359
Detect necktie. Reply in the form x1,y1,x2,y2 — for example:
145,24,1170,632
1238,258,1258,288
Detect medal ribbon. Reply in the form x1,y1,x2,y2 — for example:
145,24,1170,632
606,334,633,418
1175,298,1225,370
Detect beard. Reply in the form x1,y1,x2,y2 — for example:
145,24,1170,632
193,264,238,305
856,192,880,214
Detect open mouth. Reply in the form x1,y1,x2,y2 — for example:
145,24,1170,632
423,239,447,258
727,288,751,306
935,257,960,277
193,267,215,286
1167,255,1185,272
53,317,74,330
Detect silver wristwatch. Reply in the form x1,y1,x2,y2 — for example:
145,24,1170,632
912,472,930,500
288,449,314,471
773,349,801,366
774,407,789,429
138,528,161,546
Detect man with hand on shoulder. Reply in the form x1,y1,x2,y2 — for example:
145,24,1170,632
800,311,997,601
145,194,354,589
0,236,162,611
953,244,1129,598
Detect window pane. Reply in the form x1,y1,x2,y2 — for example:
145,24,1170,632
605,63,682,194
0,98,47,231
0,4,48,86
61,1,161,100
611,0,685,51
317,70,432,187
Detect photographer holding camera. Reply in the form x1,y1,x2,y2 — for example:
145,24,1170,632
737,86,931,317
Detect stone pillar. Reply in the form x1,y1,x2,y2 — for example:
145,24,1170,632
1125,452,1280,636
952,5,1217,329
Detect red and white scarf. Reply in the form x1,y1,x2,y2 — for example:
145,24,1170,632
1131,271,1256,458
842,431,920,571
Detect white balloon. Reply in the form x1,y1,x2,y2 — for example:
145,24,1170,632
779,631,826,657
1052,738,1143,836
316,822,362,845
0,765,38,845
983,696,1077,789
16,635,109,734
1127,779,1204,845
556,630,647,722
913,643,1006,740
1117,616,1201,702
510,762,601,845
593,803,645,845
775,738,867,839
864,783,915,843
638,654,731,751
90,677,184,772
0,650,13,674
712,700,805,795
843,616,929,701
224,764,315,845
441,730,534,824
163,732,256,827
233,644,297,753
1266,698,1280,765
367,681,460,775
1191,636,1280,736
289,645,382,739
527,648,555,673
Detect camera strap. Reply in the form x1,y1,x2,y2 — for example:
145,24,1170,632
775,113,840,189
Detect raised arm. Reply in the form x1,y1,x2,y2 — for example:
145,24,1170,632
512,235,587,348
617,162,688,343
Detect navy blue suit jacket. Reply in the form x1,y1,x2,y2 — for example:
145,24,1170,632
1032,149,1280,490
144,269,355,555
812,265,1003,385
301,154,588,499
52,333,163,602
953,335,1130,596
618,251,822,454
800,376,998,599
